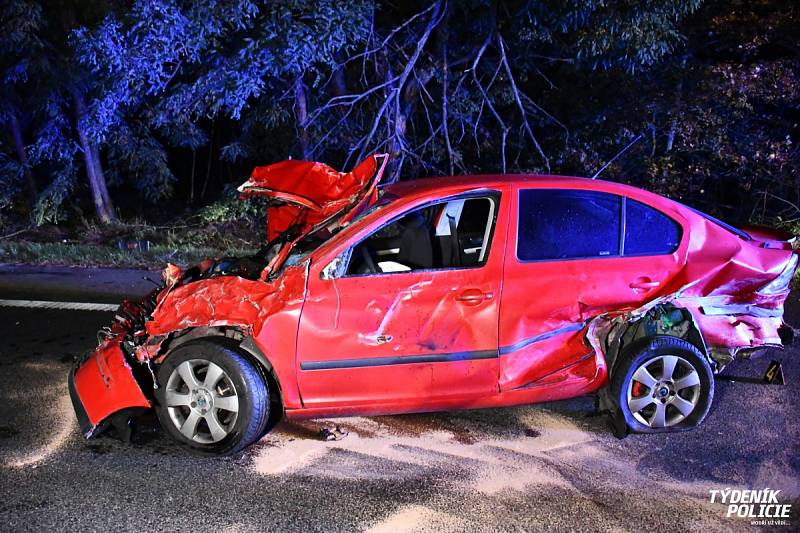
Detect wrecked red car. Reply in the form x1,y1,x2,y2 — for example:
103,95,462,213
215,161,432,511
69,154,797,454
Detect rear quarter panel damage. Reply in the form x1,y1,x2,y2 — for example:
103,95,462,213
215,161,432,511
588,214,796,371
665,216,796,363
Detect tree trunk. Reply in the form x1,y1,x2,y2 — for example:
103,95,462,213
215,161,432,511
331,53,349,118
666,57,687,152
201,120,215,200
386,0,444,182
73,92,116,223
90,144,114,215
189,149,197,204
8,109,37,208
294,76,312,160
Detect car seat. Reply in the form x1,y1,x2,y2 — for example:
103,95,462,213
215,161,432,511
397,212,434,269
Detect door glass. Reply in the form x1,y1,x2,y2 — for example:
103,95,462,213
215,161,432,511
344,196,496,275
517,189,621,261
623,199,682,255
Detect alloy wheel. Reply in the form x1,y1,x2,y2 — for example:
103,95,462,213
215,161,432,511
164,359,240,443
626,355,701,428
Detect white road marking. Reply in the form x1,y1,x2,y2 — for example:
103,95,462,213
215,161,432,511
0,298,118,311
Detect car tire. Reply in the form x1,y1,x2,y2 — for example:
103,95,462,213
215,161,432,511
611,335,714,434
154,339,270,455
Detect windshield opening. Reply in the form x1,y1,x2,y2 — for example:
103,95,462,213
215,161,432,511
286,190,399,261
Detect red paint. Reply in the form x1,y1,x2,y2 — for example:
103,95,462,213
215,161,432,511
147,266,306,338
72,337,151,432
284,351,608,420
294,187,511,408
238,154,388,242
70,170,797,432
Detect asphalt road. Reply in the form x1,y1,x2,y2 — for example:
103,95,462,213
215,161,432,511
0,265,798,531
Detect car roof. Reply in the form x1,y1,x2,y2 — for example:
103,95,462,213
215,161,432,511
379,174,752,246
383,174,665,202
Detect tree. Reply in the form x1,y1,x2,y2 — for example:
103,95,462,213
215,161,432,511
0,0,45,211
2,0,716,226
0,0,118,224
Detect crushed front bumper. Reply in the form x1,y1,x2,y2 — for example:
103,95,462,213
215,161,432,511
68,337,151,437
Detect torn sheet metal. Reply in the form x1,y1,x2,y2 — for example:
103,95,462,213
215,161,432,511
238,154,389,242
146,264,307,339
68,337,151,436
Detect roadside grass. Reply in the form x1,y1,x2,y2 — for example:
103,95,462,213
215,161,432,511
0,241,258,269
0,217,262,269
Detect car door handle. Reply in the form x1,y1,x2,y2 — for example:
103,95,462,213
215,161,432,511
456,289,493,304
629,278,660,292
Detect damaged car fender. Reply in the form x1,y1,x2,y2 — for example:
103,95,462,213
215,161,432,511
142,263,311,408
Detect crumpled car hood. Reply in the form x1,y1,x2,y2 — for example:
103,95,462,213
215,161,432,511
237,154,389,243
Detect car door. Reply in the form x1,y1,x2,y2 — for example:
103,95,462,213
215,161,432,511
296,189,509,408
498,186,687,391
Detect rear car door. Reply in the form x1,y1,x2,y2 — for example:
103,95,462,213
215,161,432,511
296,189,509,408
498,186,686,391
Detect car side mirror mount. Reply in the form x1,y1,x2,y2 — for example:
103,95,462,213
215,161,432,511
320,248,353,280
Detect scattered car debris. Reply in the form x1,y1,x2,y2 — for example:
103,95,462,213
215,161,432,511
319,426,349,442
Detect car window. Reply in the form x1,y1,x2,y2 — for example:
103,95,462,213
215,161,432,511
517,189,621,261
340,195,497,276
623,199,682,255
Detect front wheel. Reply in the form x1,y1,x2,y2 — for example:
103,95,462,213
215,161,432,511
154,340,270,455
611,335,714,433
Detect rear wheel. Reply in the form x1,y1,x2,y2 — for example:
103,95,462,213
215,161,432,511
155,340,270,455
611,335,713,433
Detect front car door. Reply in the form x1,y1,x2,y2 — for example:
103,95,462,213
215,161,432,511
499,183,688,391
296,188,509,409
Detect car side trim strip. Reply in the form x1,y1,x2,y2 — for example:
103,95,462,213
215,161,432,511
300,349,498,370
301,322,588,371
498,322,586,355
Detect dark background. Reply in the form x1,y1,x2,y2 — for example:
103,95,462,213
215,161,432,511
0,0,797,262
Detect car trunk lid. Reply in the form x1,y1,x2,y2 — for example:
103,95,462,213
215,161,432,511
740,225,797,251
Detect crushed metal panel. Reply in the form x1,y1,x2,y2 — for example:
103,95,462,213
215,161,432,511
498,323,593,391
69,338,151,436
238,154,389,242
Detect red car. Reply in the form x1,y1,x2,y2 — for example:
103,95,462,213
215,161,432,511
69,155,797,454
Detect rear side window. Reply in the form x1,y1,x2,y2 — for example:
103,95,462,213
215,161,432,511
517,189,621,261
624,199,681,255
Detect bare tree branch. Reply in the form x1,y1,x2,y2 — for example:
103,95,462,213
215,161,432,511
497,34,549,172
